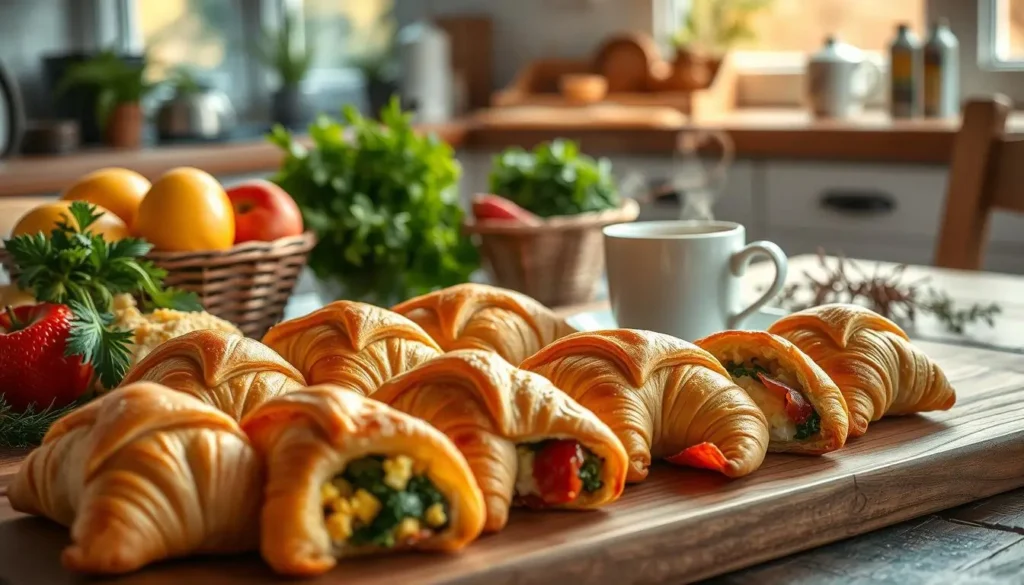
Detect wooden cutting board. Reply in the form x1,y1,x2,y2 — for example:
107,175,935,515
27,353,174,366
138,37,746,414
1,340,1023,584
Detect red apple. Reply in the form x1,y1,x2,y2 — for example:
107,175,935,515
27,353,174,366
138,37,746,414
226,180,304,243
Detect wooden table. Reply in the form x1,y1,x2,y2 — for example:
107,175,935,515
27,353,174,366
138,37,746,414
2,255,1024,584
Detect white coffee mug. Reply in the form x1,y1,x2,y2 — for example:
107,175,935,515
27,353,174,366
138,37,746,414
603,220,788,341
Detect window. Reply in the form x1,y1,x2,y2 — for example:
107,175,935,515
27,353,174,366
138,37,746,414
980,0,1024,69
301,0,394,70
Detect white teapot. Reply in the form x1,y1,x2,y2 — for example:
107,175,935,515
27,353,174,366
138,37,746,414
806,36,881,119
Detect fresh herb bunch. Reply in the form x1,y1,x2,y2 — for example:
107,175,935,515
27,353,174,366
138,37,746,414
4,202,201,388
268,97,478,304
0,400,82,448
488,139,621,218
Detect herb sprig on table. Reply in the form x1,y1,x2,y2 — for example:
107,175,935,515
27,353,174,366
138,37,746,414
4,202,201,388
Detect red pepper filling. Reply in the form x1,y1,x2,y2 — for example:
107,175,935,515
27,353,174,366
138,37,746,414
532,439,585,506
665,442,730,473
756,372,814,424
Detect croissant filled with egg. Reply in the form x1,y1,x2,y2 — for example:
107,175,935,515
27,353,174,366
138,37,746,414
241,385,486,577
8,383,263,575
392,283,577,365
119,329,306,420
768,303,955,437
374,349,629,532
520,329,770,483
262,301,442,396
695,330,849,454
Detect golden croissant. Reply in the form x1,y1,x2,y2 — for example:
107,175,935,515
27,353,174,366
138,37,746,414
392,283,577,365
695,330,849,454
262,301,442,395
8,383,263,575
241,384,485,577
373,349,629,533
768,303,955,437
520,329,769,483
119,329,306,420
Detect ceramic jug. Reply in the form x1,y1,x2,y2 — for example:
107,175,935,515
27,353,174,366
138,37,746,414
807,36,881,119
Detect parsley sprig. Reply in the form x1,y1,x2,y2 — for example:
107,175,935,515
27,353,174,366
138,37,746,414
4,201,201,388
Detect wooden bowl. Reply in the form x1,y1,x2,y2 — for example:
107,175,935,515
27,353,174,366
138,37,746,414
559,74,608,104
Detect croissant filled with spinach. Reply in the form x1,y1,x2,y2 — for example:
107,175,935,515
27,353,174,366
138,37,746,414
262,301,442,396
8,383,263,574
372,349,628,533
241,384,486,577
392,283,577,365
119,329,306,420
695,330,849,454
520,329,769,483
768,303,955,437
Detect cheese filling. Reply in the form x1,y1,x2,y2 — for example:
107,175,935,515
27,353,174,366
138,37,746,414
724,360,821,442
321,455,449,551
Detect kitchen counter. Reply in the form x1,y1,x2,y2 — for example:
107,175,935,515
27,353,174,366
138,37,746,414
2,109,1021,198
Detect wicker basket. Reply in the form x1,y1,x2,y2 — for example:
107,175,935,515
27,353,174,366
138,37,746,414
464,199,639,307
1,232,316,339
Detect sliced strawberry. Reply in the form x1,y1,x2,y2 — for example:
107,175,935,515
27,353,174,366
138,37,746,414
665,442,730,473
756,372,815,423
532,439,584,506
471,194,541,224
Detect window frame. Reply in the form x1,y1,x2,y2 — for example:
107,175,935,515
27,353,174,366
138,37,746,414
978,0,1024,71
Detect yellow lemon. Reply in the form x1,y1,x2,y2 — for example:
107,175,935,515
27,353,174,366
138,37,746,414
61,167,151,227
134,167,235,251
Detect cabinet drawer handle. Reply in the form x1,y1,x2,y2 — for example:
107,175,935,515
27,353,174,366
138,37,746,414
820,191,896,215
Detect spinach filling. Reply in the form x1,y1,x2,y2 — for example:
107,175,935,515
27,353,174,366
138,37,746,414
795,411,822,440
725,360,769,379
329,455,448,548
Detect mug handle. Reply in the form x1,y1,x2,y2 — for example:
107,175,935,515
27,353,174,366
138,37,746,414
727,241,788,329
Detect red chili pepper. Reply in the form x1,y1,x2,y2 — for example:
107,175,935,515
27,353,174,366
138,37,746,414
665,441,729,473
756,372,814,423
532,439,584,506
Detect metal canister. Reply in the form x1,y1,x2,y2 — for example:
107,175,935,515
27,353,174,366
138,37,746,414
923,18,960,118
889,24,920,119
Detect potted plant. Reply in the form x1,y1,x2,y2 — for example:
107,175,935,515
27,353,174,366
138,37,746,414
467,139,639,306
57,51,156,148
256,8,315,128
268,97,478,305
351,47,399,119
669,0,773,91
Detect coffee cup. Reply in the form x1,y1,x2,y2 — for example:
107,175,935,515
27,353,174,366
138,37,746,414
602,220,787,341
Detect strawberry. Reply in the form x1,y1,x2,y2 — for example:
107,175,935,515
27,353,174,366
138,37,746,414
0,303,93,412
471,194,541,225
532,439,585,505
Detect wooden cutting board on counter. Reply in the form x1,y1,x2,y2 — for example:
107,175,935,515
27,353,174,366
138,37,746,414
1,340,1023,585
471,104,688,129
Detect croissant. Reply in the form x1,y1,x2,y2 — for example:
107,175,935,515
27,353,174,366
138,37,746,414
768,303,955,437
373,349,628,533
241,384,485,577
695,330,849,454
262,301,442,396
119,330,306,420
391,283,577,365
519,329,769,483
8,382,262,575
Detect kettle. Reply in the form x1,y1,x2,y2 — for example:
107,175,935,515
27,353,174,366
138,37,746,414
0,60,25,158
806,36,881,119
156,84,236,141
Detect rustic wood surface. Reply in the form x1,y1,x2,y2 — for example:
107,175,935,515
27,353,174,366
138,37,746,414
1,339,1023,584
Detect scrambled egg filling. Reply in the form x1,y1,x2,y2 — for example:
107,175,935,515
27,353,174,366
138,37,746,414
723,357,819,442
111,294,240,365
732,373,798,442
321,455,449,550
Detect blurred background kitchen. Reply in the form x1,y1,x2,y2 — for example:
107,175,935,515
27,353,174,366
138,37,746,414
2,0,1024,289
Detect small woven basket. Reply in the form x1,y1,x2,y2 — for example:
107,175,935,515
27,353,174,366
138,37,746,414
1,232,316,339
464,199,639,307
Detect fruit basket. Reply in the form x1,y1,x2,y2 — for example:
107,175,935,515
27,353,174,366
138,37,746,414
464,199,639,307
1,232,316,339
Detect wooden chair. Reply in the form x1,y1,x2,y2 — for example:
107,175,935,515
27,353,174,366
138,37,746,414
935,95,1024,270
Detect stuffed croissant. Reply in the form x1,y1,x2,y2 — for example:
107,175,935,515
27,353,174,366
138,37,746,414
119,330,306,420
768,303,956,437
262,301,442,396
373,349,628,532
520,329,769,483
392,283,577,365
8,383,262,575
241,385,486,577
695,331,849,454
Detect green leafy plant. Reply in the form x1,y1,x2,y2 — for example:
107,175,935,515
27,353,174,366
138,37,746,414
268,97,478,304
488,139,621,218
56,50,157,128
0,399,81,448
4,202,201,388
255,8,315,88
673,0,775,55
166,66,203,96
